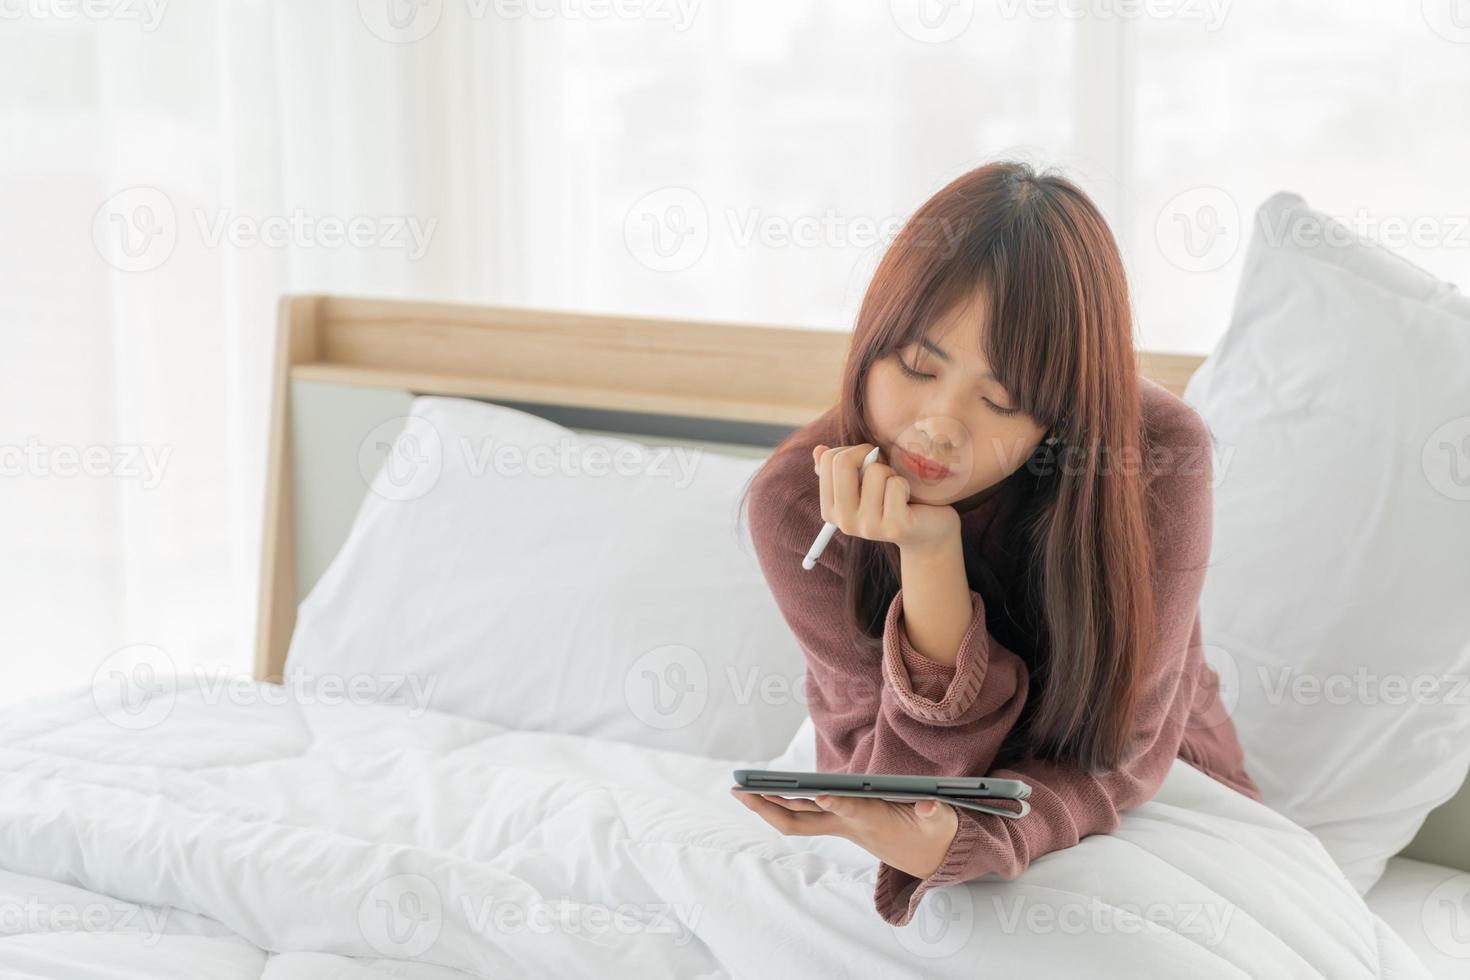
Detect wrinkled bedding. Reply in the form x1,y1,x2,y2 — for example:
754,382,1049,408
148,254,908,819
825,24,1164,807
0,675,1430,979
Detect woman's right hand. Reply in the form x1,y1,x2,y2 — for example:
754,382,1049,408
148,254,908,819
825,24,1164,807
812,443,961,555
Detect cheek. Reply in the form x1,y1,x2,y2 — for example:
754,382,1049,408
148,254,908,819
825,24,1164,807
974,421,1044,475
863,364,912,434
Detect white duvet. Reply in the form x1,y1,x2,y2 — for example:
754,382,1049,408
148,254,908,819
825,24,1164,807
0,675,1430,979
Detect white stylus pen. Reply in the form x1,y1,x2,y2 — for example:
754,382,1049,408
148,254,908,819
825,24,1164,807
802,444,882,571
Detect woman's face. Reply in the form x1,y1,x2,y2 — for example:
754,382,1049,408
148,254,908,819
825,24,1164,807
864,291,1049,510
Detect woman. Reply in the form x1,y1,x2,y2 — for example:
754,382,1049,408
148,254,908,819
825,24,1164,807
733,160,1262,928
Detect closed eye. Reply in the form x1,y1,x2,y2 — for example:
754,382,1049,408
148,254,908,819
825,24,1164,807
897,354,1020,416
896,355,933,381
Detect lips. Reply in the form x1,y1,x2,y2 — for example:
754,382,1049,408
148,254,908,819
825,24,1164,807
898,446,952,480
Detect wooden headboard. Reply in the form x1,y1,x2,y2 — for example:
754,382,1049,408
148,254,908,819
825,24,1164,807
254,293,1205,683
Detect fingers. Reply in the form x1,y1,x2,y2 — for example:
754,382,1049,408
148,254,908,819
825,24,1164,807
759,794,825,811
829,444,872,524
815,445,835,526
882,472,911,529
815,443,881,527
857,458,889,531
731,789,843,836
811,793,862,816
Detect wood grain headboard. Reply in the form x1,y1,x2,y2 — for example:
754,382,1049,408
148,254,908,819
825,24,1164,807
255,293,1206,683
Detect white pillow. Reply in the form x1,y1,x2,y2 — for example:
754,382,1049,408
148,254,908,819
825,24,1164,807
285,395,810,760
1184,191,1470,893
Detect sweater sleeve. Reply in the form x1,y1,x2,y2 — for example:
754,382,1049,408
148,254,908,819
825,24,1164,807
870,413,1219,926
748,515,1031,775
744,453,1032,908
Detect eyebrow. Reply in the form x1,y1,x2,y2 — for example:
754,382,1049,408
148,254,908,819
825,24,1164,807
919,338,998,382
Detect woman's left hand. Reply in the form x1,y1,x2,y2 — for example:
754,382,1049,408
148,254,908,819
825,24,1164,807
730,787,959,879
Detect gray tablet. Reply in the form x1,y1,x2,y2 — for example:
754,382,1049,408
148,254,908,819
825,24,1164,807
732,768,1031,819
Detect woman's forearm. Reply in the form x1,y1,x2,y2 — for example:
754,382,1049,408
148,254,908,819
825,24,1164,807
896,534,973,667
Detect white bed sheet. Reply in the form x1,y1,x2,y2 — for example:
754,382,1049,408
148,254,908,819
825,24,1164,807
0,674,1434,979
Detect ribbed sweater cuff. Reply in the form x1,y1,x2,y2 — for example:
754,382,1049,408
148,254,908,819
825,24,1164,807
873,809,991,927
881,588,990,724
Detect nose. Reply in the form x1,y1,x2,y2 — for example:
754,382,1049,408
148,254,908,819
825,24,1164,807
909,414,969,460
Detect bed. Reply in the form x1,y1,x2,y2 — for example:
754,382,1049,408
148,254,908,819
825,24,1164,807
3,284,1466,978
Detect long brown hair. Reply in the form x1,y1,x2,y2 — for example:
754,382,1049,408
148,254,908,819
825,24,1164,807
739,160,1157,777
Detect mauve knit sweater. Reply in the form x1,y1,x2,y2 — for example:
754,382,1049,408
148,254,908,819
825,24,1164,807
745,375,1263,927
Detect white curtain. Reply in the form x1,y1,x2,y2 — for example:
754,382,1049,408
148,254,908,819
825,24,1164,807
4,0,1467,704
